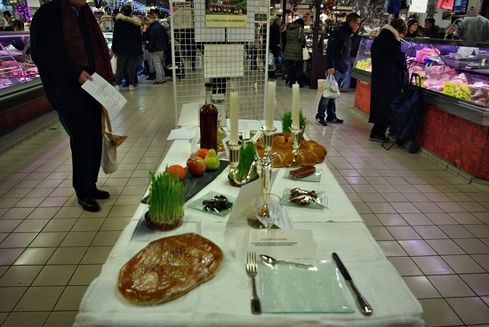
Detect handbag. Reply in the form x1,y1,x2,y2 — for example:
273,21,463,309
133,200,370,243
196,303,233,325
302,48,310,61
322,74,340,99
110,55,117,75
101,107,127,174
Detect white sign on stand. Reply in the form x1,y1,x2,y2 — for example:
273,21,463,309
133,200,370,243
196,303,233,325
409,0,429,13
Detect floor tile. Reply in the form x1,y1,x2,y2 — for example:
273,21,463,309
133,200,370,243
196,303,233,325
14,286,64,311
464,225,489,237
29,232,67,248
60,231,97,247
428,275,475,297
100,218,131,231
412,256,454,275
412,226,448,239
26,207,60,220
454,238,489,254
0,266,42,287
419,299,463,326
460,273,489,296
402,276,440,299
0,248,24,265
436,202,467,213
400,213,433,226
91,231,121,246
44,311,77,327
412,202,443,213
438,225,474,238
69,264,102,285
447,297,489,325
47,247,87,265
398,240,437,256
389,257,423,276
0,207,34,219
449,212,482,224
32,265,76,286
366,202,396,214
390,202,421,214
376,213,408,226
0,287,27,312
43,219,77,232
13,219,49,233
0,233,37,248
53,206,83,219
0,220,22,233
80,246,113,264
387,226,422,240
2,311,49,327
54,285,88,310
425,239,465,255
13,247,56,265
472,254,489,271
442,255,485,274
424,212,458,225
377,241,407,257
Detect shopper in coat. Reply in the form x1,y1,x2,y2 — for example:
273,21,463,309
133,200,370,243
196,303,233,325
112,5,143,91
147,14,169,85
283,18,305,87
369,18,407,142
315,13,361,126
30,0,114,212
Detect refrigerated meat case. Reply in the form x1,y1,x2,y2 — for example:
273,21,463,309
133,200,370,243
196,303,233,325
352,37,489,181
0,31,114,136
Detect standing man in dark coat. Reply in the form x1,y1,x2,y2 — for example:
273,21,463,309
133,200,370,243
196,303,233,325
147,14,169,85
315,13,361,126
369,18,407,142
283,18,305,87
30,0,114,212
112,5,143,91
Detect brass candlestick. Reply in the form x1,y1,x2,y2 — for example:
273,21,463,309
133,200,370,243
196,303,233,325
228,142,258,187
289,126,302,166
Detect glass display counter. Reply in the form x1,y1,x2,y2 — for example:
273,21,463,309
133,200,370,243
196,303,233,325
352,36,489,181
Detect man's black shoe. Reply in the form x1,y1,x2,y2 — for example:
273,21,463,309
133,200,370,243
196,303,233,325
77,198,101,212
326,117,344,124
93,189,110,199
369,135,388,142
316,117,328,126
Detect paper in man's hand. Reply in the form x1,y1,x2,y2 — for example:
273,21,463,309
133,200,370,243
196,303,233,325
81,73,127,111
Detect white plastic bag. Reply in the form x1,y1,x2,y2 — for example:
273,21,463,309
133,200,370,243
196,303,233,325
302,48,310,61
322,74,340,99
110,55,117,74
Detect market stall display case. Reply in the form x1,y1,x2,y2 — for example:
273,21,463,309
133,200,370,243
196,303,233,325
352,36,489,180
0,31,51,136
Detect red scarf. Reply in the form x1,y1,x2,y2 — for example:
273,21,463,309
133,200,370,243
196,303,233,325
60,0,114,83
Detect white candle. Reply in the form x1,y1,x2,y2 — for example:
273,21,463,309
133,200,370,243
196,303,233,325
229,92,239,145
291,83,300,129
265,81,276,130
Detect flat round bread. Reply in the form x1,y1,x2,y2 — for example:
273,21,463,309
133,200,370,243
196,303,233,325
118,233,223,305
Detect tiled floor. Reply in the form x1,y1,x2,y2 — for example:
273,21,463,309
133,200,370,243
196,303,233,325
1,78,489,326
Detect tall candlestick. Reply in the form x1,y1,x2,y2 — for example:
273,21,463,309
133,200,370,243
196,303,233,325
265,81,275,130
291,83,300,129
229,92,239,145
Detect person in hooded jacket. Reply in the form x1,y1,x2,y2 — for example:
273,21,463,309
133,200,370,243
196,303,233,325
147,13,169,85
283,18,305,87
315,13,361,126
369,18,408,142
112,5,142,91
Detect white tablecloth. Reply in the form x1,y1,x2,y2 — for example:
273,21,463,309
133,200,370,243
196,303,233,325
74,139,423,327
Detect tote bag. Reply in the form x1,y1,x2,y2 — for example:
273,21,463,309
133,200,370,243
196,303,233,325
101,107,127,174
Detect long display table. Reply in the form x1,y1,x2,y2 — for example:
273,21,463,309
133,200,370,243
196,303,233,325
74,136,423,327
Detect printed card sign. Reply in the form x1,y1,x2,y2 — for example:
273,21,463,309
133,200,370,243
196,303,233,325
205,0,247,27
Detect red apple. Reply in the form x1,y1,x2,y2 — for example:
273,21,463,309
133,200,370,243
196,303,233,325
186,156,206,177
195,148,209,159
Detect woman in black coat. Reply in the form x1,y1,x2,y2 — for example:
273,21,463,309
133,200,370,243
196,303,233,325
369,18,408,141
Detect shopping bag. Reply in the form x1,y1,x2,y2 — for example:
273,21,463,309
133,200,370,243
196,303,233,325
322,74,340,99
101,107,127,174
302,48,310,61
110,55,117,74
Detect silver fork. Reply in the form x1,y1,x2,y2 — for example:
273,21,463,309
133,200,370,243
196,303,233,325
246,252,262,314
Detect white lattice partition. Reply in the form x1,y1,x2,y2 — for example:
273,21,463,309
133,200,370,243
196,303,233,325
170,0,270,127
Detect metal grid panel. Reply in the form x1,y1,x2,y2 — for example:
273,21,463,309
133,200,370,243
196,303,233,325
170,0,270,126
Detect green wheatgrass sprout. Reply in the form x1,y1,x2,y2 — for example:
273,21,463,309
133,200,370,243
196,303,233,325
236,142,257,181
148,171,185,223
282,111,307,133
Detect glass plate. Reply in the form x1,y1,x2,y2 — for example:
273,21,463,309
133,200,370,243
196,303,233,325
280,188,329,209
187,191,235,217
258,261,354,313
283,168,322,182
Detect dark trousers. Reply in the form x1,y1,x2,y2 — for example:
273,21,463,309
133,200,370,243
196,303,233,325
316,96,337,120
286,60,302,85
116,55,138,86
58,100,102,198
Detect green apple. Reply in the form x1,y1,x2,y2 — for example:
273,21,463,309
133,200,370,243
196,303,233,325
204,149,220,171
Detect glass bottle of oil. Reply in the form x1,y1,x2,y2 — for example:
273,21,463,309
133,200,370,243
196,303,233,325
200,83,218,150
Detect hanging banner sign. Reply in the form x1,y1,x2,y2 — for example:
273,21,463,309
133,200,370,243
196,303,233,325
205,0,247,28
409,0,429,12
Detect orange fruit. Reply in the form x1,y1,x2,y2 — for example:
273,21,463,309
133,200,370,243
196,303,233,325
195,148,209,159
166,164,186,181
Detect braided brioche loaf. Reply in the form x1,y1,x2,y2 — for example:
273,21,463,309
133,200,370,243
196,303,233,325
256,132,327,168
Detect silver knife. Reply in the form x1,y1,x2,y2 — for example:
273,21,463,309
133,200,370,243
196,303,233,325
332,252,373,316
